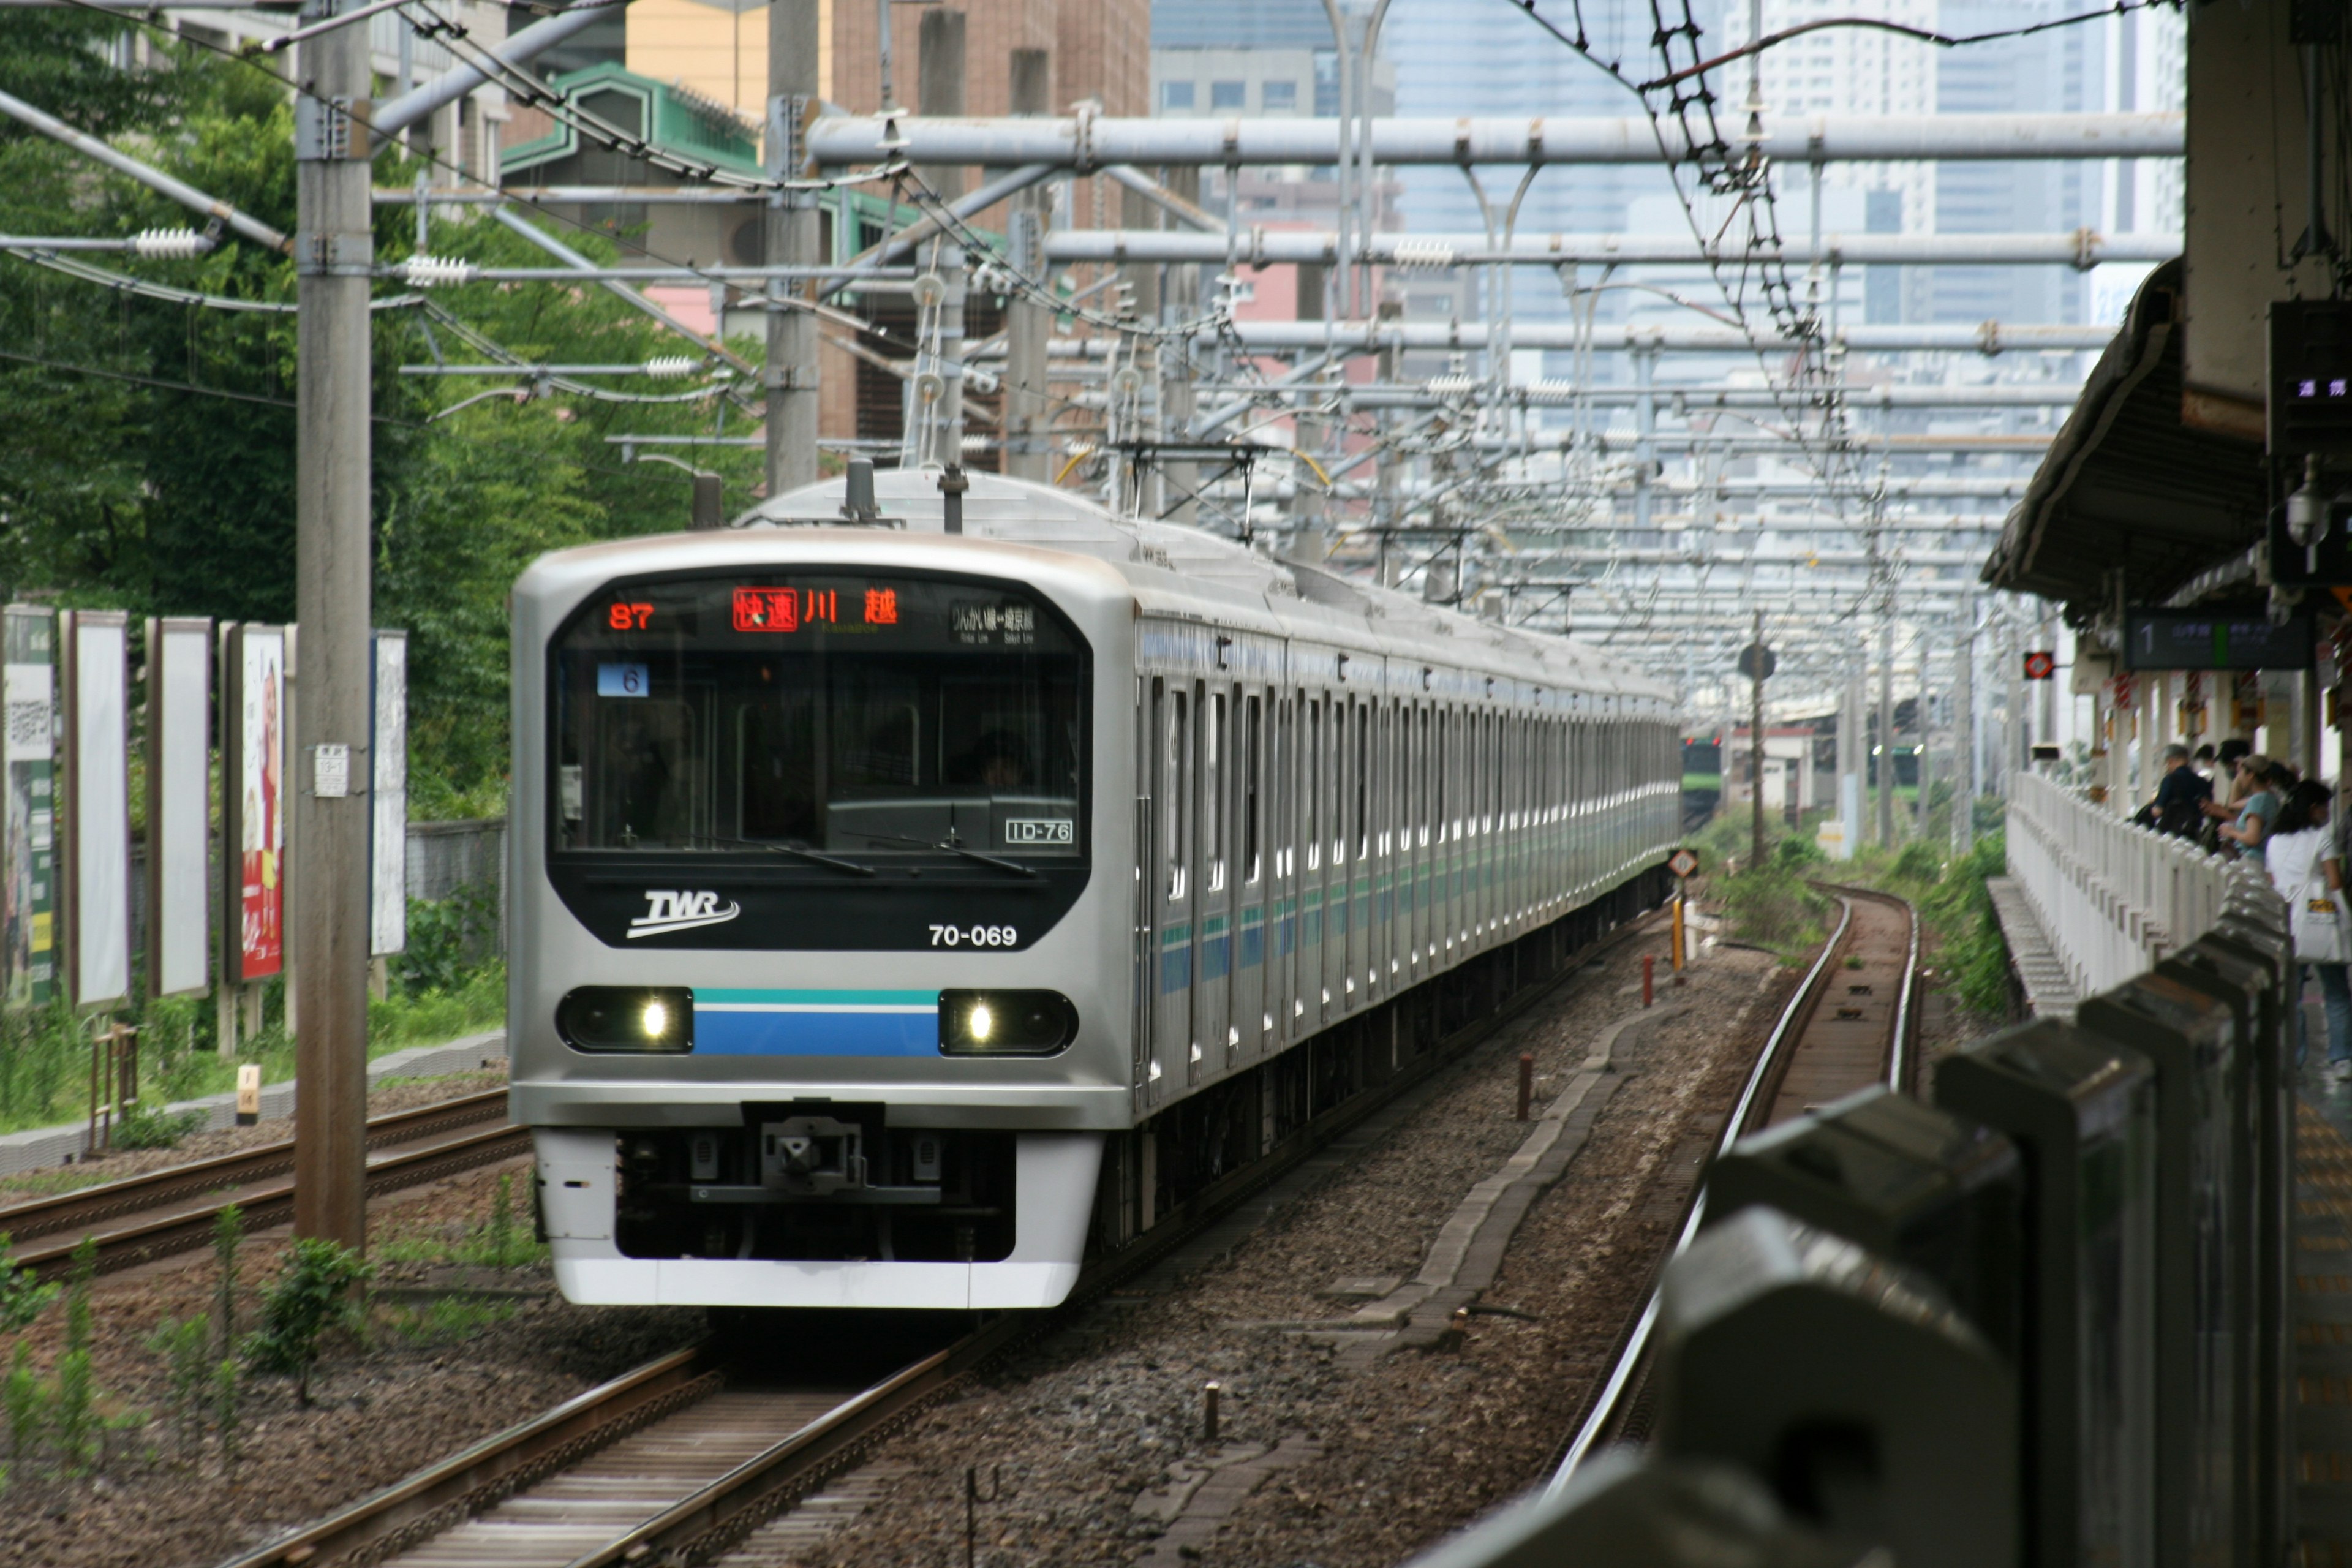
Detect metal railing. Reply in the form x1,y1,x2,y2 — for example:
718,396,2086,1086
2006,771,2232,1000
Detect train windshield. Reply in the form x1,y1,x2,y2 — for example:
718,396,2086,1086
550,570,1086,861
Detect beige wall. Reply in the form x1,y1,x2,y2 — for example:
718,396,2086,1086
624,0,835,126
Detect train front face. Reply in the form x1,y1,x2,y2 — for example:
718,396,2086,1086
510,532,1134,1311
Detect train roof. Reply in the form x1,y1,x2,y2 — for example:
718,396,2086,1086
699,469,1678,710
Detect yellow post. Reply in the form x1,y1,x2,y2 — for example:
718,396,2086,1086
1671,892,1687,979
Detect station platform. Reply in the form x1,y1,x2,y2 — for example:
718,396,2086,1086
2300,1059,2352,1564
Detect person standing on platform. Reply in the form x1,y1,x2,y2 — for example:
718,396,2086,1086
2150,744,2213,839
2267,780,2350,1078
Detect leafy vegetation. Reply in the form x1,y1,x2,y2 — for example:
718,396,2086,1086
241,1237,372,1405
375,1173,549,1272
1,18,764,818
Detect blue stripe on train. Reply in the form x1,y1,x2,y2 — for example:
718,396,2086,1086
692,989,938,1056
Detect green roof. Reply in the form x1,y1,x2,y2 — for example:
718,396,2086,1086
502,62,762,179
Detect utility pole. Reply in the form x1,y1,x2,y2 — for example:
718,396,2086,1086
766,0,822,497
1915,638,1932,840
1002,48,1052,483
292,0,373,1250
1749,609,1766,870
1877,621,1897,848
1952,600,1976,856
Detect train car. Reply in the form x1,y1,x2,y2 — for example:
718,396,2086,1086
515,470,1681,1311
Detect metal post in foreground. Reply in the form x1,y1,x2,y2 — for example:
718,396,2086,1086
292,0,374,1250
1001,48,1052,482
1750,609,1766,870
766,0,822,497
1953,599,1976,856
1877,622,1898,848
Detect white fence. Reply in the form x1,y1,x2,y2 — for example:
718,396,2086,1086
2005,772,2235,1000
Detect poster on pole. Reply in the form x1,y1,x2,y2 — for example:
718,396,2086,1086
146,619,212,998
219,624,285,985
61,611,129,1010
370,629,407,957
2,606,55,1008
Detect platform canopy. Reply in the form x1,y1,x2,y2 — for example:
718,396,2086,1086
1980,260,2270,622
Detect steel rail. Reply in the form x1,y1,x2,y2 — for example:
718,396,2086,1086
1547,888,1923,1493
4,1091,522,1280
213,898,1683,1568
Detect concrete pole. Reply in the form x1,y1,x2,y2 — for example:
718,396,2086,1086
1002,50,1052,483
292,2,374,1251
1877,622,1897,847
1834,644,1855,826
1916,637,1934,841
766,0,823,497
1750,609,1766,869
935,239,967,465
917,9,968,200
1953,604,1975,854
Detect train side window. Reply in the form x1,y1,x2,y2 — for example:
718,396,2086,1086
1332,700,1348,865
1389,701,1403,856
1243,692,1262,884
1206,685,1227,893
1354,702,1370,862
1306,697,1322,871
1166,684,1188,900
1275,696,1292,878
1436,709,1450,840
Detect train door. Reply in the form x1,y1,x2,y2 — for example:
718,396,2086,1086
1322,696,1348,1017
1270,692,1295,1053
1148,679,1189,1105
1195,682,1231,1084
1300,692,1327,1029
1436,706,1457,960
1234,688,1268,1066
1346,696,1372,1011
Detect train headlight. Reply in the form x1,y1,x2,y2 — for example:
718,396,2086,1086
938,990,1077,1056
558,986,695,1053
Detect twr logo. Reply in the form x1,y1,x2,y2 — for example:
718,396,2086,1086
627,890,742,938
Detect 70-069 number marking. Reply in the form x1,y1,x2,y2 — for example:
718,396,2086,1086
930,924,1017,948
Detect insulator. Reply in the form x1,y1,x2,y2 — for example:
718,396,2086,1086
130,228,208,260
1426,374,1476,396
1390,239,1457,270
401,255,478,287
641,355,697,379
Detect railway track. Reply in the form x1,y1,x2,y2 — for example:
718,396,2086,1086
216,906,1677,1568
0,1089,524,1281
1549,882,1919,1480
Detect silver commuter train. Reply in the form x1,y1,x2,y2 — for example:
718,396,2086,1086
516,470,1680,1311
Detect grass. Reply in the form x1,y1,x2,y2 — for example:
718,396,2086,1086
373,1297,519,1344
0,885,505,1138
371,1174,548,1272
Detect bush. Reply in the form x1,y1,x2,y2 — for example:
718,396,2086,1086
0,1235,57,1333
394,884,499,997
1719,864,1834,954
110,1104,206,1151
243,1237,372,1404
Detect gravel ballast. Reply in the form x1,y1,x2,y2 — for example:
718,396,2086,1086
733,929,1795,1568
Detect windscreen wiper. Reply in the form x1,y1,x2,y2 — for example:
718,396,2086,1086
855,830,1041,880
692,834,876,877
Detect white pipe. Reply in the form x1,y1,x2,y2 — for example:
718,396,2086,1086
1050,228,2179,269
808,111,2183,170
372,3,621,137
0,86,291,253
1212,319,2113,352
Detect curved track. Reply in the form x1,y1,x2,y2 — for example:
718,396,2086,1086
215,910,1679,1568
0,1090,524,1280
1548,882,1919,1484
